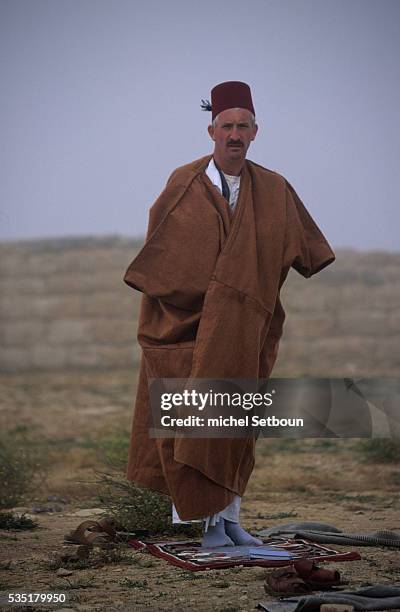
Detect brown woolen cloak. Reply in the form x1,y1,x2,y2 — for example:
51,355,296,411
124,154,335,520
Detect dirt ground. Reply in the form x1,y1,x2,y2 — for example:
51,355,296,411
0,369,399,612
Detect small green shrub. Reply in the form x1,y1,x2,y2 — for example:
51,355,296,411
120,578,149,589
96,472,201,537
390,471,400,485
93,429,210,537
62,575,96,590
0,512,38,530
0,429,47,509
96,429,130,470
357,439,400,463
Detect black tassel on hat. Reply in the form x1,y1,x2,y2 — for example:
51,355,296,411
201,99,212,111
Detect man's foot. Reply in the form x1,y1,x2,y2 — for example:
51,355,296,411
224,520,263,545
201,519,234,547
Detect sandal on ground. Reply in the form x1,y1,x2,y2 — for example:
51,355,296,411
91,517,149,541
64,520,115,547
264,566,311,597
88,517,119,539
294,558,343,588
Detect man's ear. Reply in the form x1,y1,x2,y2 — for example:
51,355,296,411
251,123,258,141
207,124,215,141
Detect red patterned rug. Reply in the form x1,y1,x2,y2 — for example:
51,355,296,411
129,536,361,572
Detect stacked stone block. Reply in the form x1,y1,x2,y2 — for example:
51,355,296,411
0,238,399,376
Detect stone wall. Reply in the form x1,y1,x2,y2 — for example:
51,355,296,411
0,237,140,372
276,250,400,376
0,237,399,376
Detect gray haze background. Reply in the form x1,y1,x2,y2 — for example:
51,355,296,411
1,0,399,251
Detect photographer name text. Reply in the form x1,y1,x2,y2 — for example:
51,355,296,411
160,414,304,428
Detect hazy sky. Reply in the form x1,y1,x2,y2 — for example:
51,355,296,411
1,0,399,250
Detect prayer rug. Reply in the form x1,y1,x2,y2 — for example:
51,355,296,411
129,537,360,572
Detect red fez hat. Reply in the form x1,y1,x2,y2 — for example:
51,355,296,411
202,81,255,121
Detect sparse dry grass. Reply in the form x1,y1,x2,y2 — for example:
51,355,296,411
0,368,399,611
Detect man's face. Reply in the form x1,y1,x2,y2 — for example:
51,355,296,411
208,107,258,167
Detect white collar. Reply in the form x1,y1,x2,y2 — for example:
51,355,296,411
205,157,222,194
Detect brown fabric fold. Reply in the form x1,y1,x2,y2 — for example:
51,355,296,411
124,155,335,520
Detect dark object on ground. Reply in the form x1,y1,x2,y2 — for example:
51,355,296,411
258,584,400,611
320,605,354,612
257,522,400,548
31,504,63,513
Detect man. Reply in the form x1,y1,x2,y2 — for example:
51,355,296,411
124,81,335,547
